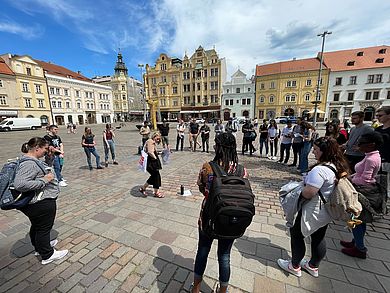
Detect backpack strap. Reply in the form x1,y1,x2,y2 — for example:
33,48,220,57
318,164,339,205
209,161,227,178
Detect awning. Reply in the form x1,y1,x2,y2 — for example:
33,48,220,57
180,109,220,114
308,109,325,114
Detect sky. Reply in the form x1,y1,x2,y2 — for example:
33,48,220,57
1,0,390,81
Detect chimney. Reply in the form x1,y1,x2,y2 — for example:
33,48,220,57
77,71,81,74
293,57,296,61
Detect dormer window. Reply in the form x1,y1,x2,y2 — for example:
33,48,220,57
379,48,387,54
376,58,384,63
347,61,355,66
357,51,364,56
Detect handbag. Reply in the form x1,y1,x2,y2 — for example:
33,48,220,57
138,149,148,173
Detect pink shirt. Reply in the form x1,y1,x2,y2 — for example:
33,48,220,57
352,150,381,186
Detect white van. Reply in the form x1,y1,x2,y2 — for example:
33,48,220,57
0,118,42,131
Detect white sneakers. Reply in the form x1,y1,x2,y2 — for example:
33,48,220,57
277,259,319,278
41,249,69,265
34,239,58,256
58,180,68,187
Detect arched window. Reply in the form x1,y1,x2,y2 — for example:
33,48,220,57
330,109,339,119
305,93,311,102
269,95,275,103
284,108,294,116
291,94,296,102
260,96,265,103
285,95,290,102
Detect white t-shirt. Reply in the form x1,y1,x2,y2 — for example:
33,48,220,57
304,164,336,201
281,126,293,144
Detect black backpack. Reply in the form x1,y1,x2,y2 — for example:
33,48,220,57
202,161,255,239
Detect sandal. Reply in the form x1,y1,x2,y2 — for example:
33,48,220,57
153,191,165,198
139,187,147,196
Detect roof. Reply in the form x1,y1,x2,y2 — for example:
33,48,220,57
34,59,91,82
0,57,15,76
322,45,390,72
256,58,324,76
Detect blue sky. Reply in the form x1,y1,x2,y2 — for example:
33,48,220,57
1,0,390,80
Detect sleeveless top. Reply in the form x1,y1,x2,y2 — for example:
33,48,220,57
105,130,113,140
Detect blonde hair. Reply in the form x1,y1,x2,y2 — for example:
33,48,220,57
151,131,161,139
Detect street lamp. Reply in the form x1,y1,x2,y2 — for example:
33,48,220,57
138,64,147,122
313,30,332,127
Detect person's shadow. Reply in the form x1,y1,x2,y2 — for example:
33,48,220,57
10,230,59,258
153,245,214,293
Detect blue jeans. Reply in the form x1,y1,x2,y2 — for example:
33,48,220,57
259,137,268,155
299,142,312,172
84,147,101,168
53,155,63,181
104,140,116,161
194,229,234,286
352,223,366,250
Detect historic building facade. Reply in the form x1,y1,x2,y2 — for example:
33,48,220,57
323,46,390,122
0,54,52,124
36,60,113,125
144,46,226,121
222,69,255,120
255,58,329,120
0,57,18,121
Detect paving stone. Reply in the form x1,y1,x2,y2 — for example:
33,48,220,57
68,284,85,293
151,228,179,244
158,263,177,283
91,212,117,224
240,254,267,275
229,266,255,292
120,274,141,292
57,272,84,293
40,261,71,284
60,262,83,279
344,266,385,292
100,279,122,293
81,257,104,274
164,280,182,292
138,270,158,289
115,262,136,282
102,263,122,279
86,276,109,293
253,275,285,293
330,279,369,293
174,267,190,283
80,267,104,287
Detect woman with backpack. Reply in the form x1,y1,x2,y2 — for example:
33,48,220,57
13,137,69,265
341,132,384,259
191,132,248,293
278,137,350,278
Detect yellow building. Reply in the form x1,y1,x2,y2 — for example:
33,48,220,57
145,46,226,121
1,54,52,124
255,58,329,121
145,53,182,121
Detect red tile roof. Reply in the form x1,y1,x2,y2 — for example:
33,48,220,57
256,58,324,76
322,45,390,72
35,59,91,82
0,57,15,76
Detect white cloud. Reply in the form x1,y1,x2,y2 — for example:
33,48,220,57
0,19,44,39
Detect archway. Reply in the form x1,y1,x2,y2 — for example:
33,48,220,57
78,115,84,125
284,108,294,116
364,106,375,121
26,115,34,118
223,111,230,121
67,115,73,123
267,110,275,119
40,115,49,125
55,115,64,125
242,110,249,118
302,110,309,119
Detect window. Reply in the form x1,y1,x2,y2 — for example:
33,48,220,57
204,82,207,90
35,84,42,93
247,98,251,105
210,81,218,90
236,88,240,93
335,77,342,86
260,83,265,90
76,90,80,97
286,80,296,87
210,68,219,77
161,76,167,83
225,99,229,106
0,80,3,87
269,95,274,103
388,91,390,99
25,99,32,108
367,75,374,83
373,91,379,100
152,88,157,95
333,93,340,101
160,99,166,107
183,84,190,92
22,82,29,92
121,84,126,91
161,63,167,71
306,79,312,86
64,89,68,96
365,92,372,100
173,87,178,94
0,95,7,105
173,99,178,106
197,95,201,103
260,96,265,103
248,88,251,92
56,88,60,95
203,69,207,77
152,77,157,84
347,61,355,66
38,99,44,108
285,95,291,102
376,58,384,63
160,87,166,95
122,94,126,100
229,99,233,106
183,72,190,80
172,75,177,82
357,51,364,56
305,93,310,102
379,48,387,54
270,81,275,89
242,99,246,105
290,94,296,102
58,101,62,108
66,101,70,108
350,76,357,85
184,96,190,104
375,74,383,83
197,83,201,91
77,102,81,109
348,92,354,101
26,67,31,76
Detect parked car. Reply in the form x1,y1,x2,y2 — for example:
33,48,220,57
195,118,205,124
0,118,42,131
274,116,298,124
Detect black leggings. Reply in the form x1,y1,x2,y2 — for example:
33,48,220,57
290,211,328,268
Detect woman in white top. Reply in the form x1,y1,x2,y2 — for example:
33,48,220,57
267,119,280,160
278,137,350,278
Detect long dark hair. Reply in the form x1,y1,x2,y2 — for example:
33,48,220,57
312,137,350,177
213,132,238,173
268,119,277,129
21,137,48,153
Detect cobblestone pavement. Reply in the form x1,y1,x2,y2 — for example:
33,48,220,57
0,123,389,293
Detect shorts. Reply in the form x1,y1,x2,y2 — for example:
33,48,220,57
162,136,169,146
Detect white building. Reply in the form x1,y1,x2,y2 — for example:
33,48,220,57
36,60,113,125
222,69,255,120
323,45,390,122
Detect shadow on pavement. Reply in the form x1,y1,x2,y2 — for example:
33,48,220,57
154,245,213,293
10,230,59,258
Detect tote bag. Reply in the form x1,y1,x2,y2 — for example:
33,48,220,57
138,149,148,172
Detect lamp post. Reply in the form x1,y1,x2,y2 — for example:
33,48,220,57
138,63,147,122
313,30,332,127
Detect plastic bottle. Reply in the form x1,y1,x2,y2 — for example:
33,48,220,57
180,185,184,195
